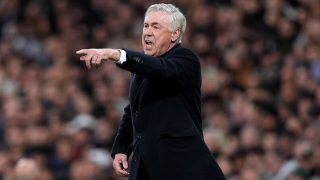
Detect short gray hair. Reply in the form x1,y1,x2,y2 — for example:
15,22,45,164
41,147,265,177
145,3,186,43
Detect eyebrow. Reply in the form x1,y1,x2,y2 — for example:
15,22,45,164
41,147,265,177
145,22,160,25
144,22,162,27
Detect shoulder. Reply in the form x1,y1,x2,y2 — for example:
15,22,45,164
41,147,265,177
170,46,199,60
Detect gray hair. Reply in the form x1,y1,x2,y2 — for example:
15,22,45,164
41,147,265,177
145,3,186,43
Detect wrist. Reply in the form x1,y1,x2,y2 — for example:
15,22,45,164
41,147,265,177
115,153,127,158
113,49,121,62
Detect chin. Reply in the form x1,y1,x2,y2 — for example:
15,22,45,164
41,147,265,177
144,50,154,56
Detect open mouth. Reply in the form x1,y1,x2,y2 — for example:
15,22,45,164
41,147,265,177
145,39,153,45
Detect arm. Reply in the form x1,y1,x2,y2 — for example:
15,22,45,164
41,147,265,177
76,47,200,87
111,104,132,177
118,48,200,87
111,104,133,158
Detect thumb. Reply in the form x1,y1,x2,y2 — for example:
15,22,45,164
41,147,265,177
121,157,128,169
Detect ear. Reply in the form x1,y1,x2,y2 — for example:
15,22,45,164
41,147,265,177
171,30,180,43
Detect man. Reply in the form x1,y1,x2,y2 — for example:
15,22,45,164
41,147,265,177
77,3,225,180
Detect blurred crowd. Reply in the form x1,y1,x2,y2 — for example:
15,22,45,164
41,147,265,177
0,0,319,179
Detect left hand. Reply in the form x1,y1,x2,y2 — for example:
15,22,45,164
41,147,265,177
76,48,120,69
113,153,129,177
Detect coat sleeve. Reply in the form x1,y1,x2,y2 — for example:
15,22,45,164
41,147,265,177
111,104,133,158
117,48,200,88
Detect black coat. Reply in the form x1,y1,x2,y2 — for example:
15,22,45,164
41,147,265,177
111,44,225,180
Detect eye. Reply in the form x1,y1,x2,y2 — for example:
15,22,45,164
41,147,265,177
153,24,161,30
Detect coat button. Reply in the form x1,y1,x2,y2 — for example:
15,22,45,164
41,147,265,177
137,134,142,139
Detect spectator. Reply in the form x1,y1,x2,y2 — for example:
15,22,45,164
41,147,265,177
14,158,41,180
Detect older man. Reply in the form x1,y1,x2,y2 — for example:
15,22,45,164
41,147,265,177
77,3,225,180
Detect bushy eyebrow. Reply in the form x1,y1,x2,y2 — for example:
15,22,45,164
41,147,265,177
144,22,161,26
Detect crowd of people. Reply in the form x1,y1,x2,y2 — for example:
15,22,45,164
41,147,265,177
0,0,319,179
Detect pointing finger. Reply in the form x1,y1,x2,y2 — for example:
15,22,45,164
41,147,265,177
76,49,88,55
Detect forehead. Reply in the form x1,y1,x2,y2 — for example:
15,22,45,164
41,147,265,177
144,11,170,24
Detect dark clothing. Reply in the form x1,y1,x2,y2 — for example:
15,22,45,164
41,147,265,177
111,44,226,180
130,154,150,180
137,159,149,180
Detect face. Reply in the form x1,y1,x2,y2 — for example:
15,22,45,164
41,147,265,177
142,11,179,57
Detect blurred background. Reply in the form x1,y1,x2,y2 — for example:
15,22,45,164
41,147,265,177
0,0,320,179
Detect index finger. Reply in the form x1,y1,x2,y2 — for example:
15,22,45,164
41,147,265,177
114,161,129,176
117,168,129,176
76,49,88,55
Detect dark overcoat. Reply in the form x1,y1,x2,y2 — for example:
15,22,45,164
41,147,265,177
111,44,225,180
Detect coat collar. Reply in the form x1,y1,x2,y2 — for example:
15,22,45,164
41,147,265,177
158,43,181,58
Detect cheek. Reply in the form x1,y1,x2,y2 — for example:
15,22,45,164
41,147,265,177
156,35,170,47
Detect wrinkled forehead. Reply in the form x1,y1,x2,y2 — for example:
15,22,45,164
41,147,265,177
144,11,170,24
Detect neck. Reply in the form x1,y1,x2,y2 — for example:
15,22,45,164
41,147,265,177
167,42,178,52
